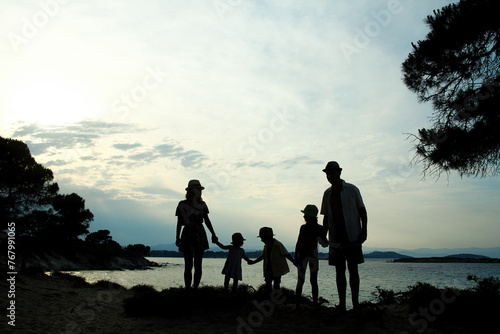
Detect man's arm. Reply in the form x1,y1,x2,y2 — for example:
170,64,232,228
358,207,367,243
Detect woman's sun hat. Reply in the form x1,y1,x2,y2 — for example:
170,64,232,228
185,179,205,190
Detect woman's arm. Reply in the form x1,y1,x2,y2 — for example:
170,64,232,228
294,227,303,261
204,214,218,243
175,216,182,247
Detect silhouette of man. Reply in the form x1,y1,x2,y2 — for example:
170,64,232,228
320,161,367,310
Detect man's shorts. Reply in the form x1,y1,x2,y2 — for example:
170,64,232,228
328,242,364,266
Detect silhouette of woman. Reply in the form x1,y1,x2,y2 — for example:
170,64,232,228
175,180,218,289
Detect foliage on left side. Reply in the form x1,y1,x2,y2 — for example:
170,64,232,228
0,136,93,242
0,136,150,267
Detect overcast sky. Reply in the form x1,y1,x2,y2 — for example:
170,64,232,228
1,0,499,251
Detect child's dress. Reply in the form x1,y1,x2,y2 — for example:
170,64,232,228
222,246,246,280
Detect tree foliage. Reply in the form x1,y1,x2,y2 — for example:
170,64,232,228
402,0,500,178
86,229,113,244
51,193,93,240
0,136,93,240
0,137,58,231
125,244,151,257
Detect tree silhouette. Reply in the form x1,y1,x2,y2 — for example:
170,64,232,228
402,0,500,178
51,193,93,240
0,137,58,234
125,244,151,257
0,136,93,240
86,229,113,244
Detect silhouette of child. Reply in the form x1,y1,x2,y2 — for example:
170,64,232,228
215,233,251,292
249,227,295,293
295,204,328,308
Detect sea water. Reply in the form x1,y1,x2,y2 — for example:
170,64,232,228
68,257,500,309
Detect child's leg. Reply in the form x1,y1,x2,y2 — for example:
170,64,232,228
232,279,239,292
224,275,231,290
310,259,319,305
296,260,306,306
265,264,273,294
265,276,273,294
273,276,281,290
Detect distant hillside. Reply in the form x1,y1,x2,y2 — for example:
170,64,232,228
445,253,489,259
150,243,178,251
381,247,500,258
393,256,500,263
150,250,413,259
364,251,412,259
152,244,500,258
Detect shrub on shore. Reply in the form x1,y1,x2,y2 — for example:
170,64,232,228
123,284,314,318
372,275,500,332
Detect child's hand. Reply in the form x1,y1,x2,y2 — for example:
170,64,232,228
211,235,219,243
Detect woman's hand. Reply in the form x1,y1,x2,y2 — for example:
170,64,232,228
175,239,181,247
211,235,218,243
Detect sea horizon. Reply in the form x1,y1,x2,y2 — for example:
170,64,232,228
148,244,500,258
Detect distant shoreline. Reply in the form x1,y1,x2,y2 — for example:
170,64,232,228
148,250,412,259
149,250,500,263
393,257,500,263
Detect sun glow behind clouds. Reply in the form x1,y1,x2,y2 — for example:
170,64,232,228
6,75,97,124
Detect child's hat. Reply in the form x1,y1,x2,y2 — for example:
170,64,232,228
231,232,246,243
258,227,274,238
301,204,318,218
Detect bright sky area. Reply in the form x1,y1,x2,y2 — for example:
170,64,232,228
1,0,499,251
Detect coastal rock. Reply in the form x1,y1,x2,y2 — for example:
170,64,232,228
16,251,158,271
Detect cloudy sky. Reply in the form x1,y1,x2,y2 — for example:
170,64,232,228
1,0,499,251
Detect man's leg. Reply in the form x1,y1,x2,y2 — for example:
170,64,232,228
335,261,347,310
347,262,360,308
